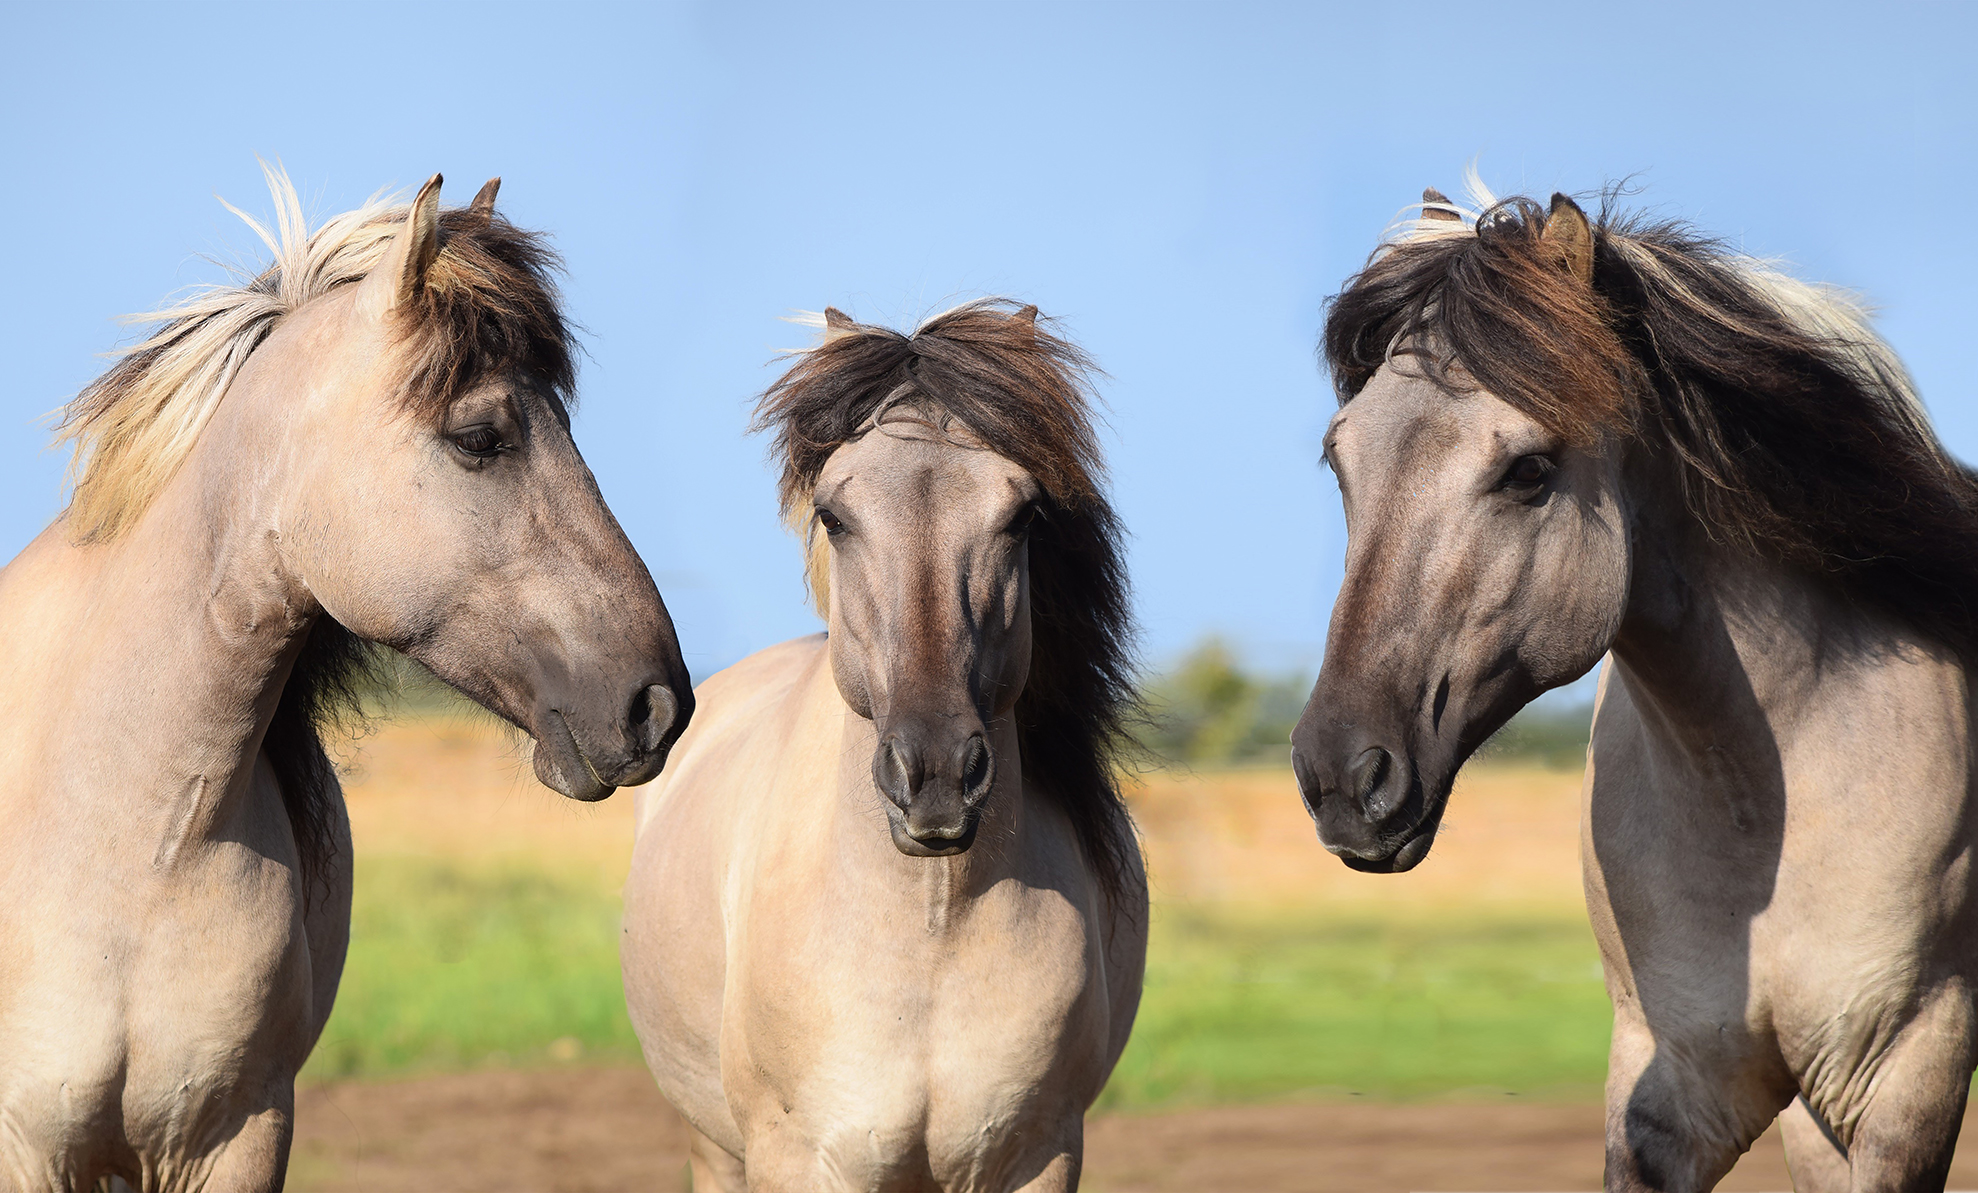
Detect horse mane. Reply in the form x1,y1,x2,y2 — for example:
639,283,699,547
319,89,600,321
1324,187,1978,662
52,165,578,899
753,299,1142,903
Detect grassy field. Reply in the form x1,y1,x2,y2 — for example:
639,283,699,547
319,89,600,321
304,856,640,1078
1103,910,1607,1108
304,715,1607,1107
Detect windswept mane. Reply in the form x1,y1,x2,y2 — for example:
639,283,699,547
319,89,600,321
1325,188,1978,660
58,166,575,542
53,166,578,897
753,299,1141,902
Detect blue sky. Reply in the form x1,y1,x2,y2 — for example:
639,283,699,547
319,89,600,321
5,2,1975,683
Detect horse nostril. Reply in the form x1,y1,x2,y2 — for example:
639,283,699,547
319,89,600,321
877,740,916,809
1349,747,1392,815
632,684,681,753
960,736,991,797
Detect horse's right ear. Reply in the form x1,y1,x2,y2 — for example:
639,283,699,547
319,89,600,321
1540,193,1595,288
360,173,443,318
469,177,500,218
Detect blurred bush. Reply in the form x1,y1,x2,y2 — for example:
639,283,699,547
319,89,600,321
1474,701,1594,771
1137,638,1308,768
1138,636,1594,771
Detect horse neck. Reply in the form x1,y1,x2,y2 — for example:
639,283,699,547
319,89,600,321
3,360,316,838
810,664,1032,928
1607,482,1915,769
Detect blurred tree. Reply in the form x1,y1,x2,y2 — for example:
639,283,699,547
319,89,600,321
1138,637,1307,767
1138,635,1595,772
1475,703,1593,770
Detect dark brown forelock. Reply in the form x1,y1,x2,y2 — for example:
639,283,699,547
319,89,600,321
393,206,579,416
759,299,1103,516
1323,193,1978,661
754,299,1143,907
1324,196,1638,446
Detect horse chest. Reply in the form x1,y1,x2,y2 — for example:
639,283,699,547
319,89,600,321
724,880,1106,1184
0,842,313,1188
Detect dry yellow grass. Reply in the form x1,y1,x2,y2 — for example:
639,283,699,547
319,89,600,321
331,713,634,889
1124,763,1585,914
332,714,1587,914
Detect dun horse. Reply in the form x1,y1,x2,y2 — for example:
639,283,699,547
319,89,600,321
0,169,692,1191
1294,185,1978,1189
623,301,1146,1192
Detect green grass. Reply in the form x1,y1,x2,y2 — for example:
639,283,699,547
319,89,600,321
301,856,642,1081
304,857,1613,1107
1099,906,1612,1109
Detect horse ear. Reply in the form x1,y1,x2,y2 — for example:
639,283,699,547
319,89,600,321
362,173,443,316
469,177,500,217
1009,304,1039,340
1541,193,1595,287
817,307,859,344
1421,187,1461,222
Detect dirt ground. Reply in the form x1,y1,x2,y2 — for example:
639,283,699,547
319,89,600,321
316,721,1972,1190
291,1064,1978,1192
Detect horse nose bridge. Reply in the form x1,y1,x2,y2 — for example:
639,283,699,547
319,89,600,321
1335,499,1446,620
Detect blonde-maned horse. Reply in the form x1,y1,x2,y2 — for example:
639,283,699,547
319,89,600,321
623,301,1147,1192
1295,185,1978,1189
0,169,692,1191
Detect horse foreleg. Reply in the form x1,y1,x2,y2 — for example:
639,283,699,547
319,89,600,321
1602,1010,1791,1192
688,1126,747,1193
1822,988,1972,1193
193,1102,291,1193
1005,1151,1078,1192
1778,1095,1849,1193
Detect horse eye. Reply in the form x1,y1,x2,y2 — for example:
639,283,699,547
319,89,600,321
816,508,845,535
1501,454,1554,491
1006,503,1040,536
452,426,503,459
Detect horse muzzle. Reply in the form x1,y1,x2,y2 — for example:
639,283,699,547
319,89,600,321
532,678,695,801
1291,725,1446,873
873,726,995,857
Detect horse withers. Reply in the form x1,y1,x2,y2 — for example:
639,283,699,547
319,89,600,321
622,301,1146,1193
1293,186,1978,1189
0,169,691,1191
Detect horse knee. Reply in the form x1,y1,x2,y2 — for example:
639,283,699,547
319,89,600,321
1607,1100,1709,1192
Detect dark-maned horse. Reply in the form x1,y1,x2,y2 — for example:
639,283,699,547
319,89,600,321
622,301,1147,1192
1294,184,1978,1190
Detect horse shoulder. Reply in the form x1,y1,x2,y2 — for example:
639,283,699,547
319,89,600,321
631,633,827,837
622,635,831,1157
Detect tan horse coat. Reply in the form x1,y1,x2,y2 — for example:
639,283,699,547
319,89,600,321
0,172,689,1191
624,304,1145,1193
1298,188,1978,1189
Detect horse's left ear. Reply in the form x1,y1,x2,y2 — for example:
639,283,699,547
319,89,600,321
1541,193,1595,288
1420,187,1462,223
361,173,443,317
1009,304,1039,339
469,177,500,217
